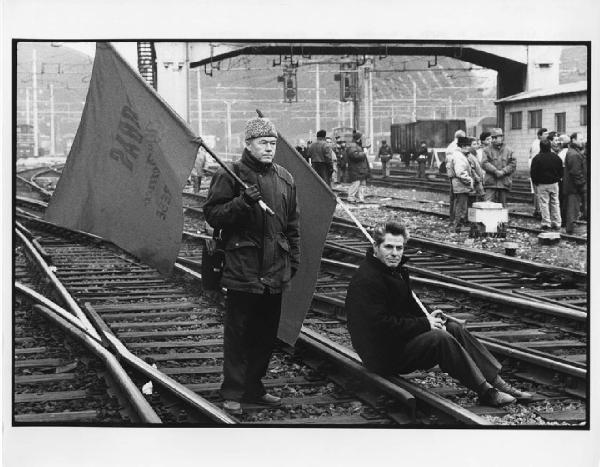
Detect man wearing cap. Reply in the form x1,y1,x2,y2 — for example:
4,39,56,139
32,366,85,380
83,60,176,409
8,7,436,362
204,117,300,415
481,128,517,207
447,137,475,232
307,129,334,187
346,131,370,203
529,128,548,218
378,140,393,178
445,129,466,223
563,132,587,234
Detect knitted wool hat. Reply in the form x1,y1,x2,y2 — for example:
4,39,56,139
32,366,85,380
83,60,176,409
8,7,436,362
245,117,278,140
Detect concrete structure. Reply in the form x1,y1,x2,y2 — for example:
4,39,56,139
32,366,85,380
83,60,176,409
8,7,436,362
494,81,587,170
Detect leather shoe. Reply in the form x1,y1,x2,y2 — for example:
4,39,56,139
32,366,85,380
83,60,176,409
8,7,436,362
479,388,516,407
223,400,242,415
492,376,534,400
245,393,281,407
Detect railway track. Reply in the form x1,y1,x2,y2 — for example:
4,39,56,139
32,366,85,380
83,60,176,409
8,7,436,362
15,215,500,426
369,167,535,204
14,166,589,426
326,216,587,313
331,189,587,244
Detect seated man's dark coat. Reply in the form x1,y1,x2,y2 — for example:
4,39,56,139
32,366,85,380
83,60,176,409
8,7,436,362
345,249,430,374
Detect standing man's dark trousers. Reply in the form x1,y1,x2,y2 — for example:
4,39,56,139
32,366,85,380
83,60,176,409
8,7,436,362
448,182,455,222
392,322,502,393
220,290,282,401
312,162,332,187
453,193,469,228
565,192,585,234
484,188,508,207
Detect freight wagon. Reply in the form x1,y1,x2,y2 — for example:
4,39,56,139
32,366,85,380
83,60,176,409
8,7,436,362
390,119,467,158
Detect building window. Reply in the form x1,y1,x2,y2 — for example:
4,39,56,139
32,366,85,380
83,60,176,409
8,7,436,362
510,111,522,130
528,110,542,129
580,105,588,126
555,113,566,133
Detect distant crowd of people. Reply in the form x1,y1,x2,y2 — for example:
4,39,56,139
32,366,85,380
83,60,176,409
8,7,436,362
528,128,588,235
295,129,372,203
443,127,588,234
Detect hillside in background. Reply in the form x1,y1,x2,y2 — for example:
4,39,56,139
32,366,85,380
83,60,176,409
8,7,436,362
15,42,587,155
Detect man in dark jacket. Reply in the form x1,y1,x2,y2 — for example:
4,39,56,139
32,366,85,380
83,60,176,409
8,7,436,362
530,139,563,230
563,132,587,234
204,117,300,415
307,129,334,186
345,221,532,407
416,141,429,179
346,131,369,203
378,140,393,178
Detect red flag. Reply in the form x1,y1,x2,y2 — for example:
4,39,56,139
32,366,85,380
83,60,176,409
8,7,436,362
45,42,198,274
274,136,337,345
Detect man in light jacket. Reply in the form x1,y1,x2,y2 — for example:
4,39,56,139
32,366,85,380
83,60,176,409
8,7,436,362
481,128,517,207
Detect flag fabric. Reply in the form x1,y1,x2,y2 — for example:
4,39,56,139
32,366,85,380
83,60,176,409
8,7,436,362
273,135,337,345
45,42,199,274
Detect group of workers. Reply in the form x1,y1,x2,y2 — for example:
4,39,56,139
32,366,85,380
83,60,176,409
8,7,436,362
202,116,533,416
528,128,588,235
298,129,371,203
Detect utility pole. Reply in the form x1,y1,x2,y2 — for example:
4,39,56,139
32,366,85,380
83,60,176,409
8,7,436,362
49,84,56,156
32,49,39,157
368,63,374,154
224,100,233,158
25,88,31,124
315,63,320,132
196,68,203,136
412,80,417,122
363,66,368,140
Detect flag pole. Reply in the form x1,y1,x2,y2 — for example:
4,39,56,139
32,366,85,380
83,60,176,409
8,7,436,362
193,137,274,216
334,192,433,318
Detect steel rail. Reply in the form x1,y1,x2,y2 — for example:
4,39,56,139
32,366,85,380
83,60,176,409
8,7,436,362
15,227,100,338
319,257,586,322
300,327,492,425
309,291,585,381
298,327,416,420
16,174,52,200
15,283,161,424
16,222,235,424
83,303,236,425
330,216,587,280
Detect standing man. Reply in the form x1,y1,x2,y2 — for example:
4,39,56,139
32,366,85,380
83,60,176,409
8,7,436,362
346,131,369,203
530,139,563,231
378,140,393,178
307,129,334,187
481,128,517,207
416,141,429,179
445,129,466,223
476,131,491,164
204,117,300,415
345,221,532,407
336,139,348,183
448,137,475,232
529,128,548,218
563,132,587,234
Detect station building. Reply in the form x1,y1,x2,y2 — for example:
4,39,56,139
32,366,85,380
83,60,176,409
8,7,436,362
494,80,587,171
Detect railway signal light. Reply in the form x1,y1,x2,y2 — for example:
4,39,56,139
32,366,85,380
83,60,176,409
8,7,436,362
336,72,354,102
279,71,297,103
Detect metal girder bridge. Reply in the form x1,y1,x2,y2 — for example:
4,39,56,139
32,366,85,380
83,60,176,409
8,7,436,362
187,42,537,131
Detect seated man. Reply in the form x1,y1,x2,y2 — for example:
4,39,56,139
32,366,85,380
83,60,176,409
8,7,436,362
345,221,533,407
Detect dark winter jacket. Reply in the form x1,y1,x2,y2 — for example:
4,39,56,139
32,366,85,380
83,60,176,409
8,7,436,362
345,249,430,375
203,149,300,294
530,151,563,185
307,138,333,164
563,145,587,195
481,143,517,190
378,144,393,162
346,142,370,182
